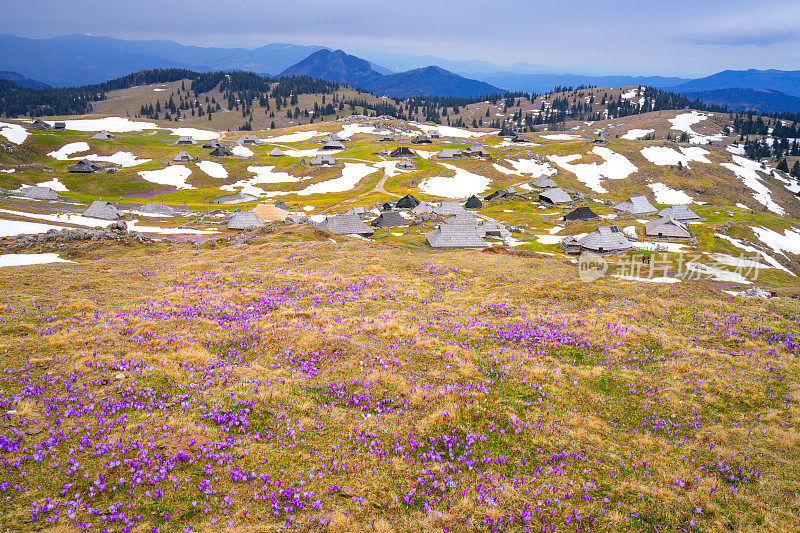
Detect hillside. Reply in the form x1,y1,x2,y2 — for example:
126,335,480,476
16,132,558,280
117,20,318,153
1,85,800,532
682,88,800,114
0,70,50,89
0,215,799,532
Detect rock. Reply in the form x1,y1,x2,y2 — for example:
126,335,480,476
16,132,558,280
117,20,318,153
736,287,772,299
337,485,356,498
25,424,44,436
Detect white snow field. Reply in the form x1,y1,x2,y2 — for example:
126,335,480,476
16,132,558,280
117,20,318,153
45,117,158,132
138,166,194,190
751,226,800,256
196,161,228,179
492,158,557,176
230,145,254,157
0,122,30,144
548,147,637,193
221,166,305,196
0,253,73,268
647,183,695,204
418,163,491,199
640,146,710,168
621,129,654,140
412,123,494,138
540,134,581,140
260,131,324,143
263,163,378,197
721,156,784,215
669,111,724,144
21,178,69,192
48,142,91,160
168,128,220,141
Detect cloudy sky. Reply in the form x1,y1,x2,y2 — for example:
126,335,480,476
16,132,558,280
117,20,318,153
1,0,797,76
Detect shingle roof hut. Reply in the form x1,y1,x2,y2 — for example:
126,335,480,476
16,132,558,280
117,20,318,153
54,122,66,130
138,202,176,216
274,200,289,210
268,147,285,157
463,146,491,158
464,195,483,209
645,216,691,239
83,200,122,220
210,146,233,157
29,119,51,131
411,203,434,216
318,214,373,236
172,150,196,162
511,134,531,143
390,146,415,158
394,194,419,209
228,210,266,230
426,222,487,249
572,225,633,254
321,140,346,151
434,202,467,217
531,175,557,188
237,135,259,145
411,135,432,144
478,220,511,239
371,211,406,228
484,189,516,202
538,187,572,204
436,148,463,159
658,205,700,221
16,186,61,201
563,206,599,222
174,136,197,146
614,196,658,217
398,158,416,169
68,159,101,173
203,139,223,149
90,131,115,141
309,154,337,166
212,191,258,204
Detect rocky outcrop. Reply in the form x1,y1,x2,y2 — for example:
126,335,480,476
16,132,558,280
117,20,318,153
1,221,153,251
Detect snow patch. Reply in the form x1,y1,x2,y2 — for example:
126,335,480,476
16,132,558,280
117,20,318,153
168,128,220,141
418,163,491,199
0,122,30,144
138,165,194,190
647,183,695,204
196,161,228,179
721,156,784,215
640,146,710,168
0,253,73,268
548,147,637,193
46,117,158,133
621,129,653,140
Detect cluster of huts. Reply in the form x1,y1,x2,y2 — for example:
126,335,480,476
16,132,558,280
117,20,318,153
559,196,700,255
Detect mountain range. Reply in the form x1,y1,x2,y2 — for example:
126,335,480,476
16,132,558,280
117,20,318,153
680,88,800,114
1,34,799,110
0,71,50,89
280,50,500,97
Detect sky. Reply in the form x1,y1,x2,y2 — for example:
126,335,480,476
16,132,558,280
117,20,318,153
0,0,798,76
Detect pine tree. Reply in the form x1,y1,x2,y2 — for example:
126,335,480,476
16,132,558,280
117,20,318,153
777,159,789,172
792,161,800,178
